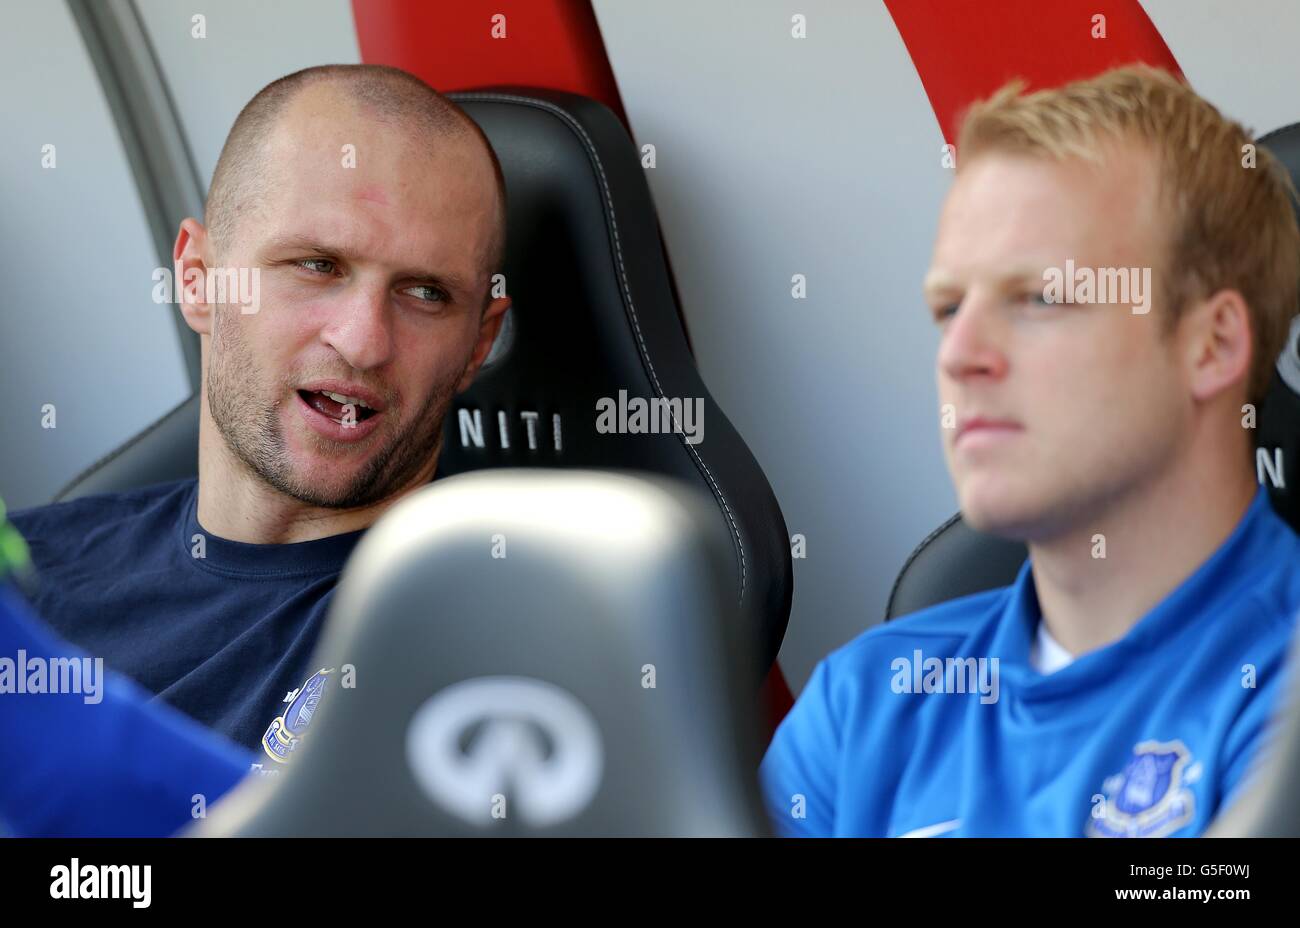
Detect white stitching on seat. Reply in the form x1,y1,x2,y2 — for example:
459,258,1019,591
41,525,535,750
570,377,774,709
454,92,748,602
884,511,962,620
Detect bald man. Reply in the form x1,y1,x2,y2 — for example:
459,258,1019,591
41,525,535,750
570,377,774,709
10,65,510,758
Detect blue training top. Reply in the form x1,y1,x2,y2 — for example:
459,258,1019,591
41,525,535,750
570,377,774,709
760,486,1300,837
0,580,252,836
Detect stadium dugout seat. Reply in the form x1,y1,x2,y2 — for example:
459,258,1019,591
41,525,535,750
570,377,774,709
885,120,1300,620
194,470,769,837
53,88,793,672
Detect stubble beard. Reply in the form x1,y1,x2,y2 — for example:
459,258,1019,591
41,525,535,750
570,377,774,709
207,309,459,510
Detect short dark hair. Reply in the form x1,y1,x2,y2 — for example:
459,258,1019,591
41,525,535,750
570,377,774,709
205,64,507,280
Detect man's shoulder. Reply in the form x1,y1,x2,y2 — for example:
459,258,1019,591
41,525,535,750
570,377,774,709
8,478,195,547
824,584,1012,676
1236,500,1300,636
11,478,193,517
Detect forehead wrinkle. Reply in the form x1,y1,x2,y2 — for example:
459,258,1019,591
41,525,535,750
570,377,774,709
250,113,498,290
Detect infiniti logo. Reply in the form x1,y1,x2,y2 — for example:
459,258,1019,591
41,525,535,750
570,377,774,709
405,676,603,827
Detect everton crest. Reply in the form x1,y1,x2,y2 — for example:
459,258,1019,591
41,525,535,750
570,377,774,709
1087,739,1196,838
262,667,334,763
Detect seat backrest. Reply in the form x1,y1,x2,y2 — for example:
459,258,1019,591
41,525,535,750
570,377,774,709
55,88,793,668
193,470,768,837
886,121,1300,620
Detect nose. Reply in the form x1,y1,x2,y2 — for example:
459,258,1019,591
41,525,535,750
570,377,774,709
937,291,1010,384
318,280,395,372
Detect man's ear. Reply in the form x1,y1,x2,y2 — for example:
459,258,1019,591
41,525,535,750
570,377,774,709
457,295,512,393
1185,288,1253,403
173,218,214,336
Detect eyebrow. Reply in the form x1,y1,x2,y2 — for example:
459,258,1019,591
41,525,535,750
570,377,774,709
922,271,958,298
922,264,1052,297
261,234,475,295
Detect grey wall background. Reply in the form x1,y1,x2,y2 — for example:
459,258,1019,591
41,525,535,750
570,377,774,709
134,0,362,191
1141,0,1300,140
0,0,189,509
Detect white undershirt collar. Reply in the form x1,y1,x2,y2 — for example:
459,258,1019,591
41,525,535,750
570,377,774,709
1029,620,1076,675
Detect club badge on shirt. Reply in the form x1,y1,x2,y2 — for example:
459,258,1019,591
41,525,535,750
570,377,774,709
262,667,334,763
1087,739,1197,837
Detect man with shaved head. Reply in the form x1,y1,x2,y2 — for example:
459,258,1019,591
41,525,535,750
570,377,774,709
10,65,510,758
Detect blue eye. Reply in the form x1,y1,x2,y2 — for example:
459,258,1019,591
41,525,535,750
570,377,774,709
403,285,448,304
297,258,336,275
933,303,959,322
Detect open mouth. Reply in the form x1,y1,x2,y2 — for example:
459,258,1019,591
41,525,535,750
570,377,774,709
297,389,379,424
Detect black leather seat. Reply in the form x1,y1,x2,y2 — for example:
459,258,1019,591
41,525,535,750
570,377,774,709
54,88,793,670
194,470,769,836
886,121,1300,620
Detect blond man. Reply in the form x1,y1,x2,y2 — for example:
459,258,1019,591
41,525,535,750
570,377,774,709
761,65,1300,837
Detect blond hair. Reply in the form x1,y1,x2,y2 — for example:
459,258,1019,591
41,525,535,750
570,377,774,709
957,64,1299,404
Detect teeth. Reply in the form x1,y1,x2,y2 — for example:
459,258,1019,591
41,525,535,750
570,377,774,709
321,390,373,410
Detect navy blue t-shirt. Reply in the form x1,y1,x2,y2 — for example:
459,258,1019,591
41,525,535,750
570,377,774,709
10,479,363,754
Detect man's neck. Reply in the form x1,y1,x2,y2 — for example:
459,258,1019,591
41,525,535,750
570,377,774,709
194,412,436,545
1028,461,1258,659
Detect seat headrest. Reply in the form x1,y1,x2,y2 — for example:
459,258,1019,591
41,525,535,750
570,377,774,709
1255,121,1300,530
192,470,768,836
443,90,791,662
